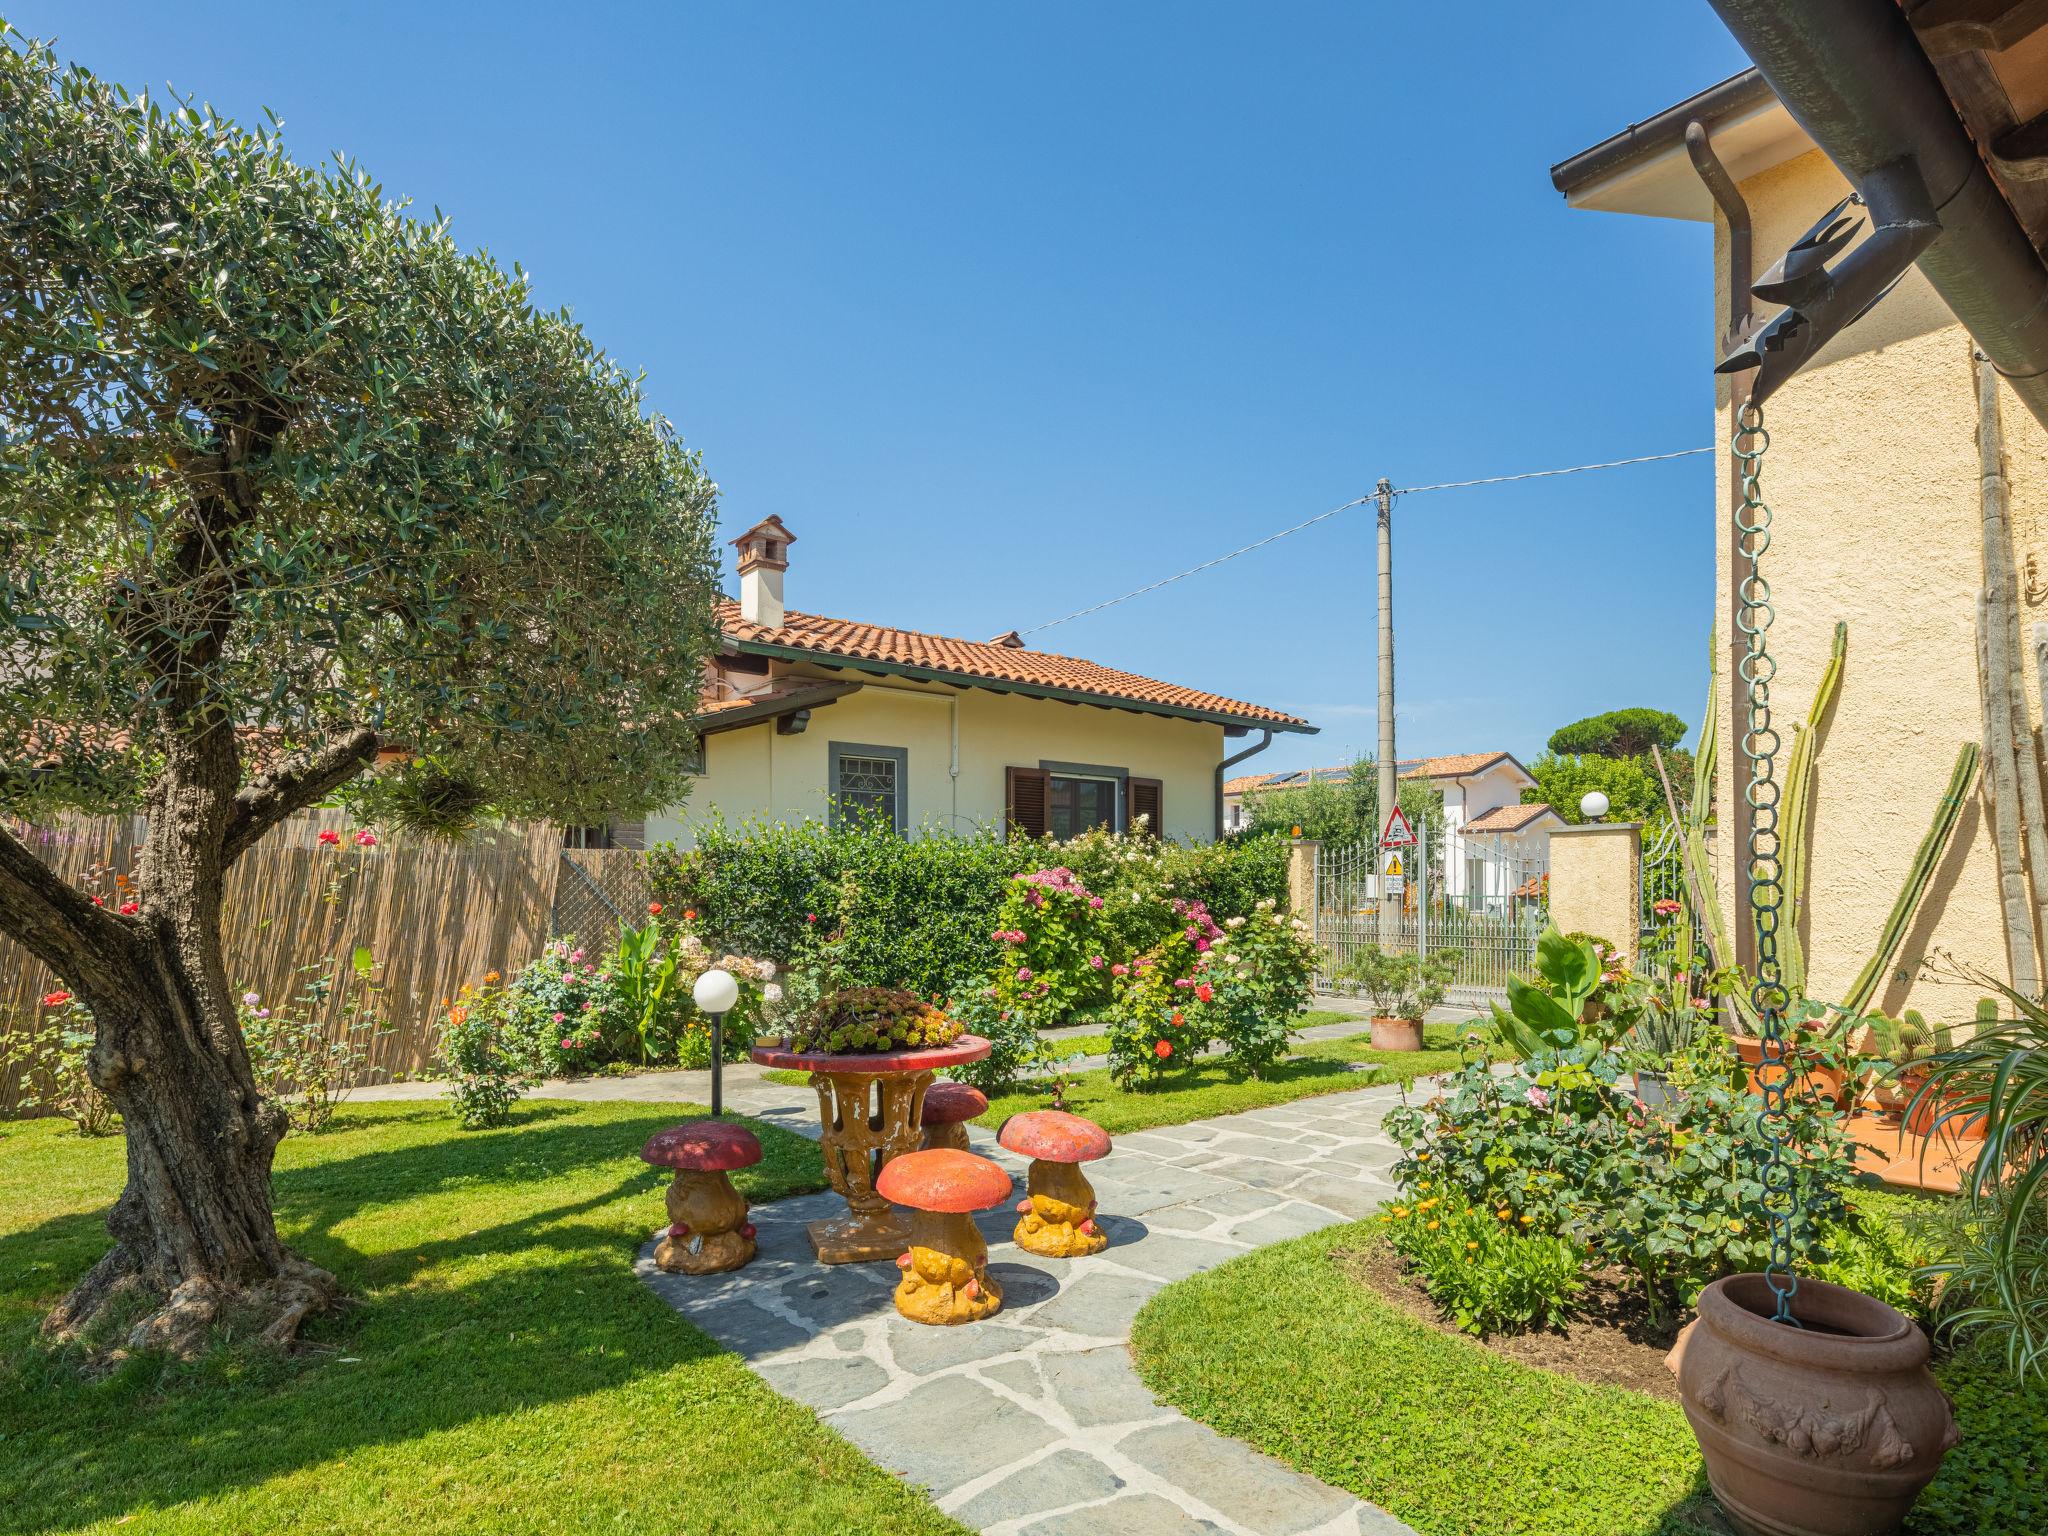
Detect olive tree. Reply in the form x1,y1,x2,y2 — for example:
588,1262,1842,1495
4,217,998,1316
0,28,720,1353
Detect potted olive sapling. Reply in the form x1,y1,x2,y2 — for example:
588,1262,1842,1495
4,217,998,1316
1331,945,1457,1052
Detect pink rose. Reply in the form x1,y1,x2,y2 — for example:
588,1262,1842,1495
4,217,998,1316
552,1011,566,1024
1195,939,1211,952
1111,964,1128,977
1016,967,1033,981
1089,956,1106,969
560,1038,574,1050
1089,896,1104,909
353,829,378,847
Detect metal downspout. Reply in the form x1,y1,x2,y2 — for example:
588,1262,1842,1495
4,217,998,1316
1215,730,1275,841
1707,0,2048,432
1686,118,1759,974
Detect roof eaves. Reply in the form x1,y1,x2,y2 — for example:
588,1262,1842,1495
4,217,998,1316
1549,67,1773,199
727,635,1318,734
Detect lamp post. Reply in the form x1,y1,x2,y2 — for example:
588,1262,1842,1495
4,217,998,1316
1579,789,1611,823
693,967,740,1117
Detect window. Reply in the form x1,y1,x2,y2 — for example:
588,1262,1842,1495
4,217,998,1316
1048,773,1118,840
563,822,645,851
829,742,908,833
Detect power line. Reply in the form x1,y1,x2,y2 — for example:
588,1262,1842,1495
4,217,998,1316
1018,444,1714,636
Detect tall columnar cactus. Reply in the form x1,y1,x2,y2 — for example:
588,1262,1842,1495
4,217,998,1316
1780,622,1846,996
1840,743,1982,1015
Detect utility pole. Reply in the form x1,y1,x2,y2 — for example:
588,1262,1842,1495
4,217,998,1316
1376,476,1396,945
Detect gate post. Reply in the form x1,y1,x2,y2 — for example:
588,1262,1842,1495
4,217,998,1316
1546,822,1642,968
1287,837,1321,927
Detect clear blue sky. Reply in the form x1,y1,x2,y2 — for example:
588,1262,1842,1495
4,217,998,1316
23,3,1751,774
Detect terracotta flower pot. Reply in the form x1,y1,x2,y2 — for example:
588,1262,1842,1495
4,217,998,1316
1902,1088,1988,1142
1669,1274,1958,1536
1733,1034,1847,1109
1370,1016,1423,1052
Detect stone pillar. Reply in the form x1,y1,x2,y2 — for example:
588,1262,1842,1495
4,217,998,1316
1546,822,1642,967
1286,839,1320,924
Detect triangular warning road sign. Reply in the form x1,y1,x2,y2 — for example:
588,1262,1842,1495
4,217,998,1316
1381,806,1416,848
1383,853,1404,878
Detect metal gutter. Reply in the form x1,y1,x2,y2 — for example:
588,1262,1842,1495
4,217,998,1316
1215,730,1275,841
1707,0,2048,429
728,637,1320,735
1550,69,1775,199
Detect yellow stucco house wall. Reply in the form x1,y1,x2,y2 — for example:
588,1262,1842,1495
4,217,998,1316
1559,81,2048,1022
638,518,1314,849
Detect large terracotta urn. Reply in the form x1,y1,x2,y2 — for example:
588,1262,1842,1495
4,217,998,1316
1668,1274,1958,1536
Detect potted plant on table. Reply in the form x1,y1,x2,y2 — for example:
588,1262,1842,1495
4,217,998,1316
1329,944,1456,1051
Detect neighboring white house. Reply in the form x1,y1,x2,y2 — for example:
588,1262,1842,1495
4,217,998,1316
604,519,1318,849
1402,751,1562,908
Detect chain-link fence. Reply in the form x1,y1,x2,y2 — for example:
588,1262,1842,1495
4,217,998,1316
550,849,652,943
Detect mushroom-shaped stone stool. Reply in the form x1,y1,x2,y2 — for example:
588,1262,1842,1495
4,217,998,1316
641,1121,761,1275
876,1148,1011,1325
1000,1110,1112,1258
919,1081,987,1152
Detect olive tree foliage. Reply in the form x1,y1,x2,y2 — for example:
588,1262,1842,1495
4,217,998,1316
0,26,720,1353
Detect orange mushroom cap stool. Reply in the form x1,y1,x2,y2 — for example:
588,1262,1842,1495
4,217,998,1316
998,1110,1111,1258
641,1121,762,1275
918,1081,987,1152
876,1148,1012,1325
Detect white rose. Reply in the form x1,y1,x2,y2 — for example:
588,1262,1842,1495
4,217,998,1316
756,959,778,980
763,983,783,1003
1227,916,1245,929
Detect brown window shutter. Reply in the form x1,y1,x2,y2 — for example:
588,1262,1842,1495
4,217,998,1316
1128,778,1163,837
1005,766,1049,838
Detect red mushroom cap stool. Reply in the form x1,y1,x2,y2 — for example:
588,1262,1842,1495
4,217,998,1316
641,1121,762,1275
998,1110,1112,1258
876,1148,1012,1325
918,1081,988,1152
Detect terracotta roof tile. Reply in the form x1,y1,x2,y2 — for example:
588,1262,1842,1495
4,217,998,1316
1463,801,1560,834
717,601,1310,730
1401,751,1520,781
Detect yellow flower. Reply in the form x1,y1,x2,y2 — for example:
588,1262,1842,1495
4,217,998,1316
1466,1241,1479,1251
1418,1180,1432,1191
1393,1206,1410,1219
1519,1214,1534,1225
1426,1220,1440,1231
1416,1152,1431,1162
1497,1209,1512,1222
1727,1218,1743,1232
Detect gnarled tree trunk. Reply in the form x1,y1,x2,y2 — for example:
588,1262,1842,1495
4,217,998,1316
7,721,375,1358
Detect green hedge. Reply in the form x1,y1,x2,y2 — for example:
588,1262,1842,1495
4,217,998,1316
646,820,1289,1000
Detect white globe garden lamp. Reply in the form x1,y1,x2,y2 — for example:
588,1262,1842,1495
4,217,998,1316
693,967,741,1116
1579,789,1611,822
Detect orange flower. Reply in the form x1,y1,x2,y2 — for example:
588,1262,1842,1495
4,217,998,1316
1153,1039,1173,1059
483,970,501,984
1497,1209,1512,1222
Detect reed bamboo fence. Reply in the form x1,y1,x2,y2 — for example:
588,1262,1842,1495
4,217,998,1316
0,811,649,1114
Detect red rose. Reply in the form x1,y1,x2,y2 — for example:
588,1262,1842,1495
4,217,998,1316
41,990,72,1008
648,901,664,915
806,913,817,924
317,829,341,846
1196,982,1213,1002
1170,1011,1184,1027
118,900,139,915
1154,1039,1173,1059
683,909,697,921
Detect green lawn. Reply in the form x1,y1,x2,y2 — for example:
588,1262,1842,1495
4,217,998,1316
1131,1211,2047,1536
0,1100,965,1536
973,1018,1482,1137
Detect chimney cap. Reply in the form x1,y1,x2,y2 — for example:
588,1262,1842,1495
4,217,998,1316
730,515,797,551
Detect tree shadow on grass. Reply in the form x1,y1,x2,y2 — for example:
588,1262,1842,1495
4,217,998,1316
0,1103,831,1533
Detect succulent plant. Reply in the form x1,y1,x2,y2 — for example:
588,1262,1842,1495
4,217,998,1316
788,986,964,1054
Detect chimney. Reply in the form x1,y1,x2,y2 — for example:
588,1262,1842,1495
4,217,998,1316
731,516,796,628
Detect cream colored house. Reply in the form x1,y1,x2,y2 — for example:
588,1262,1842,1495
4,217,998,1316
626,519,1314,849
1553,65,2048,1018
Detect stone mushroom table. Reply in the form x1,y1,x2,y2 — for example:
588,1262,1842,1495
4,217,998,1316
749,1033,990,1263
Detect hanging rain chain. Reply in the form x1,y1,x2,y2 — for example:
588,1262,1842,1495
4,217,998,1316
1733,399,1801,1327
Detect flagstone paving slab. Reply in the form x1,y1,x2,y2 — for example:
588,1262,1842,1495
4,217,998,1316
637,1074,1430,1535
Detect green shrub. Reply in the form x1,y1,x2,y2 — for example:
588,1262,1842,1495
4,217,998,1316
1327,943,1455,1019
236,960,381,1134
939,988,1061,1095
987,865,1113,1023
1382,1190,1584,1335
647,819,1288,1004
1385,1033,1856,1323
439,983,534,1128
1,990,115,1135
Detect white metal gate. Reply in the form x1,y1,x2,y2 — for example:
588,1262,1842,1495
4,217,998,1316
1311,820,1548,1007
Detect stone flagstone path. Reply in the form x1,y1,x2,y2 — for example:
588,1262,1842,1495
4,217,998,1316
637,1080,1427,1536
